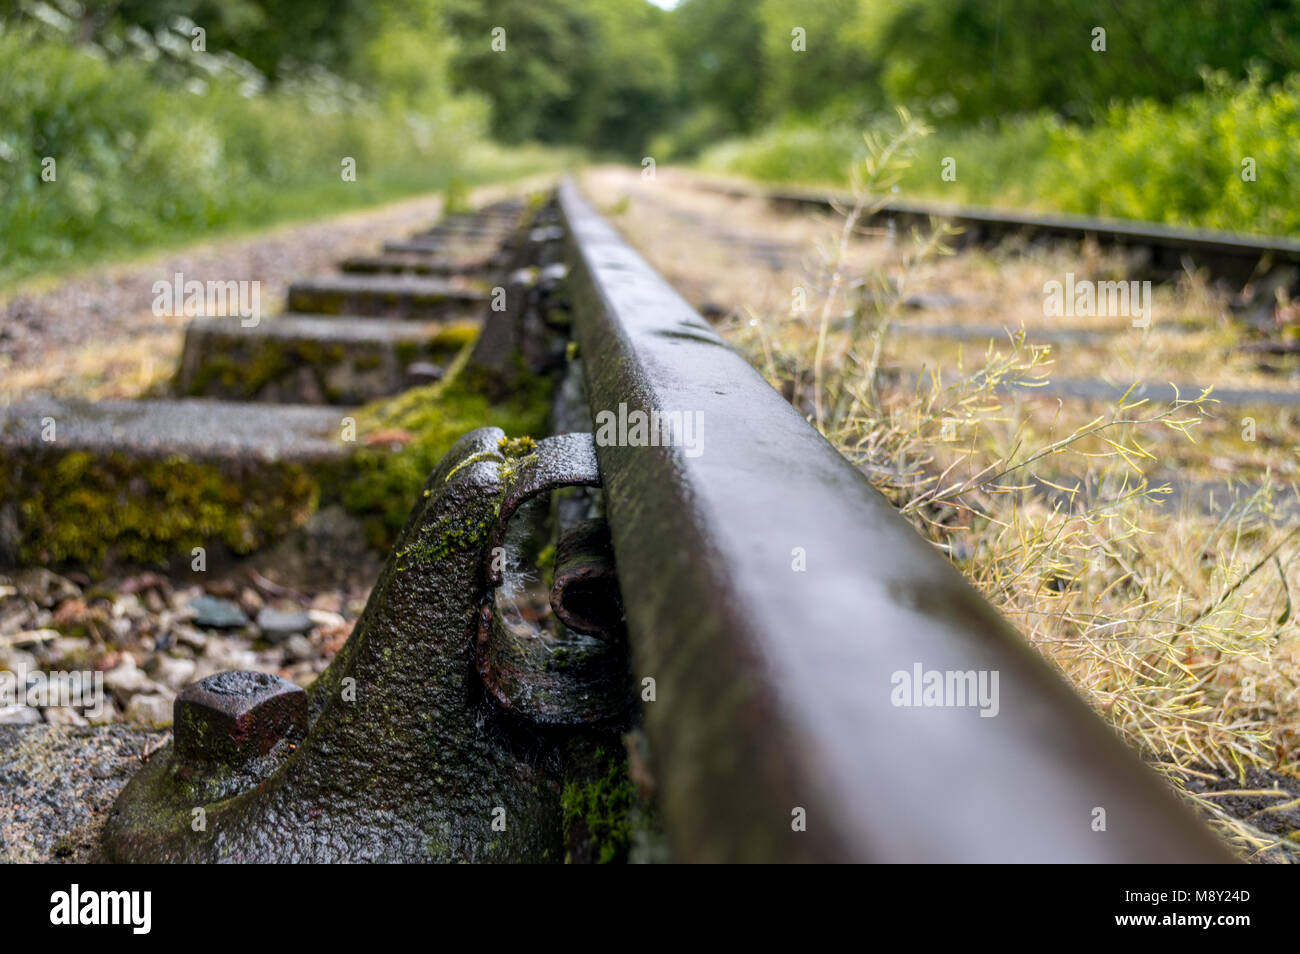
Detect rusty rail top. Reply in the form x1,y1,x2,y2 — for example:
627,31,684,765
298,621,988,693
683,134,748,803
557,178,1232,863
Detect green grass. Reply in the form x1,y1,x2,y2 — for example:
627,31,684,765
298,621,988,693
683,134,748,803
698,72,1300,237
0,26,572,290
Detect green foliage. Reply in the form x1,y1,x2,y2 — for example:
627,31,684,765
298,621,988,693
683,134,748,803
874,0,1300,123
0,22,558,287
698,123,865,186
755,0,879,122
666,0,766,137
445,0,676,156
24,0,374,81
1041,71,1300,233
9,0,1300,253
702,73,1300,236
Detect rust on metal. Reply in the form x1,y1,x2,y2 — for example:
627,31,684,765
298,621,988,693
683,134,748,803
550,518,624,640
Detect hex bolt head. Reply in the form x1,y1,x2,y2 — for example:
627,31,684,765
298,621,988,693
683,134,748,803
173,671,307,770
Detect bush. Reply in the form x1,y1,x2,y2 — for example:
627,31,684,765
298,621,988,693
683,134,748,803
700,73,1300,237
0,24,560,286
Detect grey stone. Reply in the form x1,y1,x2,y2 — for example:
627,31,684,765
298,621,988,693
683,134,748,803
102,659,159,705
14,568,80,608
256,607,313,643
0,724,170,862
405,361,444,385
341,252,496,276
0,397,362,572
35,636,90,667
44,707,88,727
188,595,250,629
0,705,40,725
170,622,208,650
281,634,315,662
147,655,196,692
0,646,39,674
124,694,174,729
0,396,347,461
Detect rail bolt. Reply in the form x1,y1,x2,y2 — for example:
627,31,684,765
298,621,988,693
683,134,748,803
173,670,307,770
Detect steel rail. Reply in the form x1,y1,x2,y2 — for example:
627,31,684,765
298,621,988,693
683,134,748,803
557,178,1233,863
687,174,1300,284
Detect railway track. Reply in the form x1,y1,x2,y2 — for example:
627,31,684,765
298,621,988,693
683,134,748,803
2,175,1290,863
684,172,1300,293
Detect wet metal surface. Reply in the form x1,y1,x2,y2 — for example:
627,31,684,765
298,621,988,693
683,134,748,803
558,178,1233,863
104,427,568,861
550,518,624,640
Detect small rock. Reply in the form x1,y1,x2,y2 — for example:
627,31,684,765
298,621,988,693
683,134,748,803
44,706,88,727
143,589,167,615
171,585,203,610
198,638,256,674
187,595,250,629
281,634,316,663
256,607,313,644
364,428,414,448
310,592,343,614
405,361,444,385
85,698,119,725
108,616,133,641
15,568,80,608
125,693,174,728
0,646,39,674
316,621,354,655
103,657,160,704
35,636,90,667
51,599,90,626
307,609,345,630
111,593,144,619
120,571,169,597
171,622,208,650
0,705,40,724
147,654,196,692
202,580,239,599
281,662,320,689
239,586,265,615
12,628,59,649
0,606,33,636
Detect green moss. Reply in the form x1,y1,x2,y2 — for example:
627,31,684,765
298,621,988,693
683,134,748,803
396,509,497,570
3,448,320,570
561,745,637,864
497,436,537,458
340,352,554,549
184,336,348,399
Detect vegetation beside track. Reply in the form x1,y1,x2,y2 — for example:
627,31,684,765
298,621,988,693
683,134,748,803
0,13,568,289
700,73,1300,237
